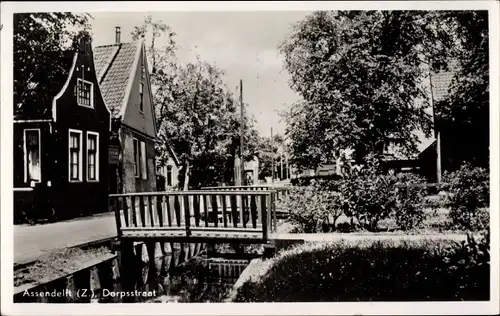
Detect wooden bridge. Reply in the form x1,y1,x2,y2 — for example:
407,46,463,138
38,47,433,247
110,187,290,244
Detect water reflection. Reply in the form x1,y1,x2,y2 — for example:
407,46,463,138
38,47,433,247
105,246,249,303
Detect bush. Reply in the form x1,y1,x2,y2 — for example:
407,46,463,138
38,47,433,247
278,180,343,233
394,173,427,230
340,160,398,231
442,163,490,230
234,236,490,302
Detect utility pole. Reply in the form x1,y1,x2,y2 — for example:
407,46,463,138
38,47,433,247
429,67,442,183
280,151,283,180
271,127,274,184
240,79,245,186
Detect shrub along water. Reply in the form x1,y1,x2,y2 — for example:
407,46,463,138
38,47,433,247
442,163,490,231
234,231,490,302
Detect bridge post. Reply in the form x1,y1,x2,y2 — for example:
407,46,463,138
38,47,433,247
117,240,135,292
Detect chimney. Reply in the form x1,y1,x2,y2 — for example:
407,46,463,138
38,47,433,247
115,26,121,44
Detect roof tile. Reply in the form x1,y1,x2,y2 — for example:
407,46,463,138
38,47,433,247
93,42,139,118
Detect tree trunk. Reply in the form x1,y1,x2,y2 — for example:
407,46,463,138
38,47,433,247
183,161,190,191
354,144,366,165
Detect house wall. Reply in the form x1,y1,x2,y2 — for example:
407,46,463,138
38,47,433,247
49,46,110,219
157,155,179,190
120,127,157,193
13,122,54,188
13,122,55,222
121,44,156,139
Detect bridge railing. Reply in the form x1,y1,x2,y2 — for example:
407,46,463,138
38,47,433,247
201,185,290,200
110,190,278,242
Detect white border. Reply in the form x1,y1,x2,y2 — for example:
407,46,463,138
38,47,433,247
86,131,99,182
1,2,499,316
68,128,83,182
22,128,41,184
76,78,95,108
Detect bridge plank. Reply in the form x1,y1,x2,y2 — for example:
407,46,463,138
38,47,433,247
156,196,163,227
193,194,201,227
262,195,268,240
221,194,228,228
174,195,181,227
148,196,154,227
250,195,256,229
131,196,138,227
122,196,129,227
139,196,146,227
256,195,262,229
240,195,246,229
183,195,191,236
230,195,238,228
165,195,172,227
202,195,208,228
211,195,218,227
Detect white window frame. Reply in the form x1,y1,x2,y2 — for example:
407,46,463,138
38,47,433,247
76,78,94,108
68,129,83,182
23,128,41,184
140,140,147,180
139,81,144,113
166,165,173,187
133,137,140,178
86,131,99,182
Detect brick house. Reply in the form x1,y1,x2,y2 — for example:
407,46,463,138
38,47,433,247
13,37,111,222
93,28,156,194
94,27,160,194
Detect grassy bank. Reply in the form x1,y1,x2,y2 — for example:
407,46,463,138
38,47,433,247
14,246,112,287
234,235,490,302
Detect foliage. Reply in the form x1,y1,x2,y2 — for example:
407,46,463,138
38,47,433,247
340,159,398,231
256,134,286,180
433,11,489,170
14,13,91,118
280,11,488,171
442,163,490,230
234,238,490,302
394,173,427,230
279,11,437,168
131,15,259,189
278,180,343,233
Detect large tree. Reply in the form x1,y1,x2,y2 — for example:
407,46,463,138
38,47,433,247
280,11,442,170
155,59,259,189
14,13,91,118
131,15,259,189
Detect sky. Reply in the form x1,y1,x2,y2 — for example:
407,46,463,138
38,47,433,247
89,11,312,138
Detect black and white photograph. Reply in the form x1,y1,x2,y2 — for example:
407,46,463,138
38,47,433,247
1,1,499,315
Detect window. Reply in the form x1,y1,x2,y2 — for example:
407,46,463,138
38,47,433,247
87,132,99,181
167,165,173,187
69,129,82,181
139,82,144,112
77,78,93,107
133,138,139,177
24,129,41,183
140,141,147,179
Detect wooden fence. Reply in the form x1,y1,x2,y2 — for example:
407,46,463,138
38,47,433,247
110,190,278,243
201,185,291,200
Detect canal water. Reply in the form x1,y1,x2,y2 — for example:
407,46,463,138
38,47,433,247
16,244,254,303
105,247,250,303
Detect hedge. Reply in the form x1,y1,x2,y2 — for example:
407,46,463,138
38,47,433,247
234,233,490,302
